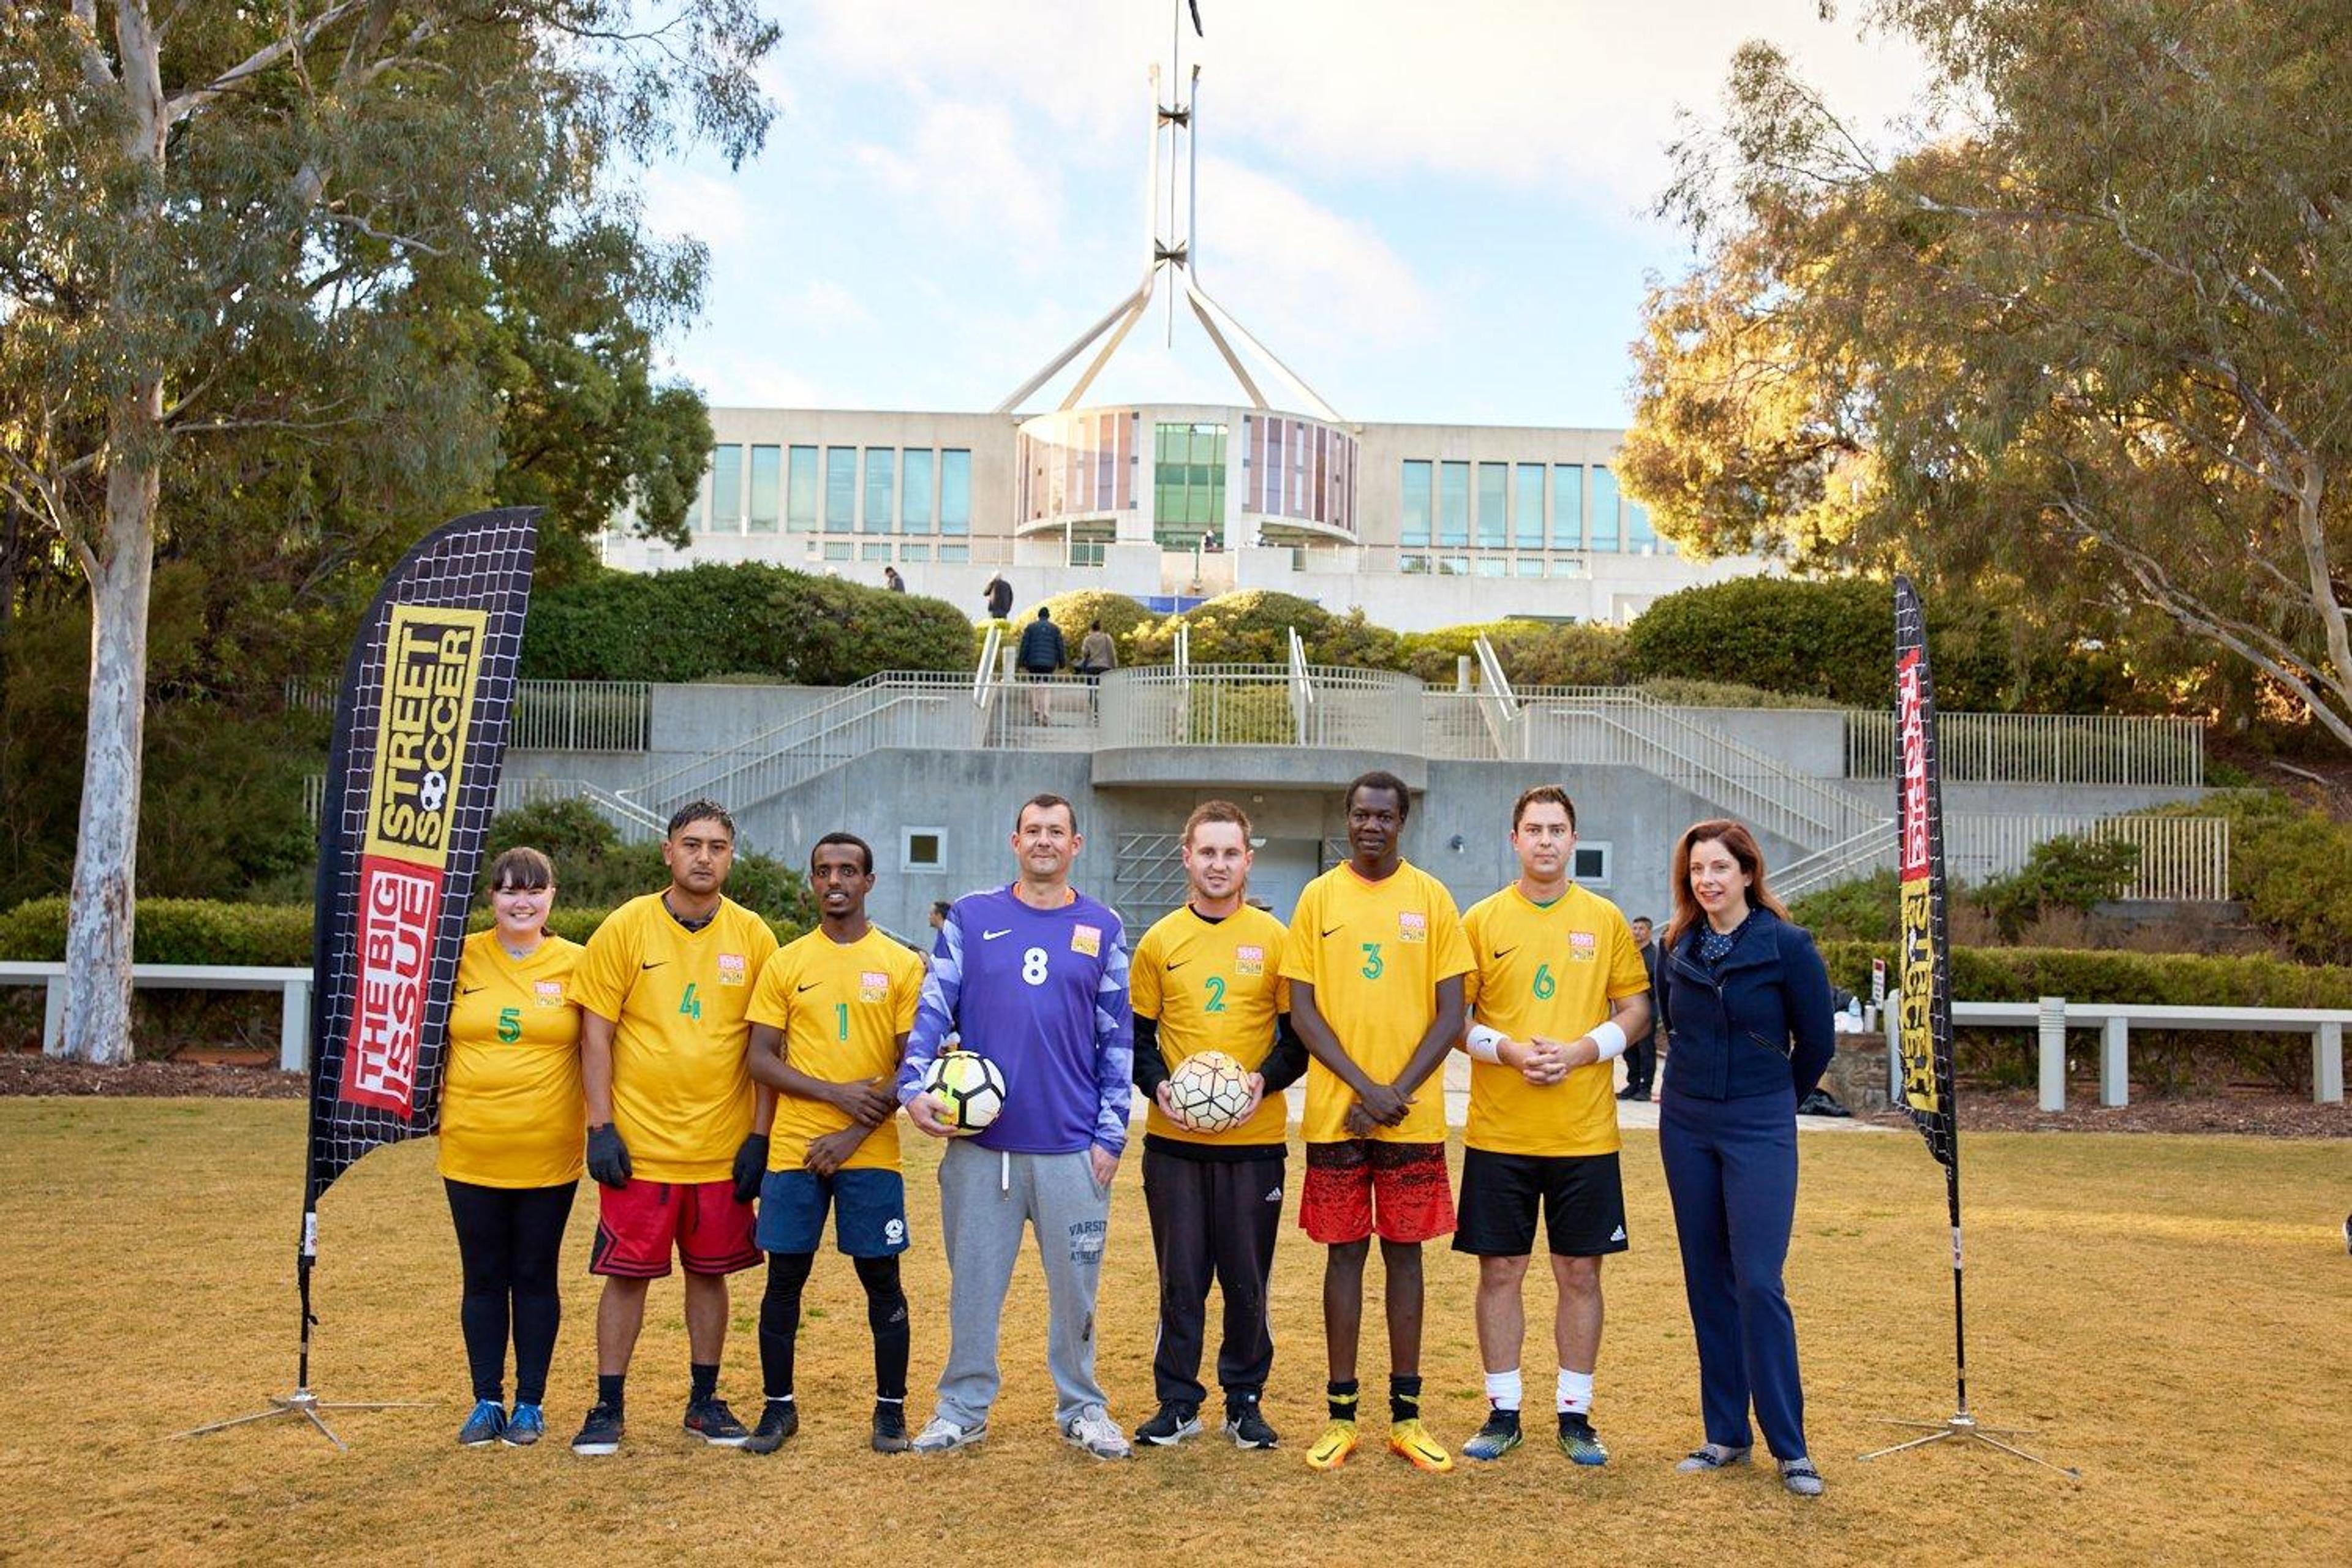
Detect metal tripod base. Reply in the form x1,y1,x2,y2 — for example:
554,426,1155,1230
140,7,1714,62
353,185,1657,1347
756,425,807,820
1858,1410,2079,1477
174,1387,430,1452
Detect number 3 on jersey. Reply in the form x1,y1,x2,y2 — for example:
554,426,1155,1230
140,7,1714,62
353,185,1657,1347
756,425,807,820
1360,942,1384,981
1022,946,1049,986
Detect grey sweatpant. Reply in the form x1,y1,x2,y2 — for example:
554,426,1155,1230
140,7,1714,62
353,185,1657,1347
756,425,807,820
933,1138,1112,1427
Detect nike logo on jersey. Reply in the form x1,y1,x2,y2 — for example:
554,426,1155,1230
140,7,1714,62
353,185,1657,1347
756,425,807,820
459,986,487,996
982,928,1012,940
796,981,820,993
1490,946,1518,960
639,960,666,971
1321,925,1344,938
1164,959,1189,971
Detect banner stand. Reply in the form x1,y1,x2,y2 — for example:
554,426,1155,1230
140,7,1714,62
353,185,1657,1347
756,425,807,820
176,508,540,1451
1861,579,2076,1481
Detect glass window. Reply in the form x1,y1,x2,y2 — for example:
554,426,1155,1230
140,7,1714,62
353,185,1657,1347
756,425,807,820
940,450,971,536
747,445,780,533
1515,464,1545,549
1400,553,1430,574
902,827,944,871
822,541,853,561
1513,557,1545,577
1572,843,1611,886
900,448,933,533
1477,462,1507,548
863,448,894,533
824,447,856,533
899,542,929,562
709,444,744,532
685,456,707,532
1438,461,1469,546
860,541,891,561
938,543,970,563
1475,556,1507,577
1551,464,1585,549
1400,460,1432,546
1439,554,1469,576
1153,421,1226,548
1626,496,1656,551
1591,466,1621,551
786,445,818,532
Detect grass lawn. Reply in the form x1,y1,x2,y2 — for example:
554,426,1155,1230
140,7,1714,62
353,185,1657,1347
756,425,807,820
0,1099,2343,1564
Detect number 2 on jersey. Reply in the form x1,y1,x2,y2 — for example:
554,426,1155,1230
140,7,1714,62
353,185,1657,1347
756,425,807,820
1203,975,1227,1013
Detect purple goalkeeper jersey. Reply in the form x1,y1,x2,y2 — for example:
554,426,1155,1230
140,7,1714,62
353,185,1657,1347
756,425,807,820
898,884,1134,1156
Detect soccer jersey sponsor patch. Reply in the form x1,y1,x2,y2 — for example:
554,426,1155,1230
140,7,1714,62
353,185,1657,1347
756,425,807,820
1071,922,1102,957
1397,911,1428,943
1235,943,1265,975
533,979,566,1008
717,952,747,986
1569,930,1598,962
859,970,891,1003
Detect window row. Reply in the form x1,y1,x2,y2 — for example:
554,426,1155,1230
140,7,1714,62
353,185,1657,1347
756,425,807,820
691,445,973,536
1398,461,1662,553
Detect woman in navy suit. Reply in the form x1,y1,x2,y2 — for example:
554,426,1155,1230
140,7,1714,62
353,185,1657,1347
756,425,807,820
1653,819,1836,1497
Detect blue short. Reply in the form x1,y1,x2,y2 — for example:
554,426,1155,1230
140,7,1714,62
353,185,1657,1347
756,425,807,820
755,1167,910,1258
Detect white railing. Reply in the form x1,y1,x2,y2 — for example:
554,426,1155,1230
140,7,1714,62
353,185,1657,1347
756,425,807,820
1779,813,2231,901
1472,633,1517,758
498,776,668,843
1421,691,1498,760
510,680,651,752
629,675,911,809
1097,663,1421,751
1515,686,1880,851
973,622,1003,709
1286,627,1314,745
638,674,978,815
1845,709,2203,787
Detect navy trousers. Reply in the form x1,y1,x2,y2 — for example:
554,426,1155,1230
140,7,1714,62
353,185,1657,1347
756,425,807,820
1657,1085,1808,1459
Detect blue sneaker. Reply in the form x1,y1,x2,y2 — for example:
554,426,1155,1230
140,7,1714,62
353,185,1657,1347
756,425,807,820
502,1403,546,1447
458,1398,507,1447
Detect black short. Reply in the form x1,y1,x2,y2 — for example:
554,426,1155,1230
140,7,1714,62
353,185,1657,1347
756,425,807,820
1452,1148,1627,1258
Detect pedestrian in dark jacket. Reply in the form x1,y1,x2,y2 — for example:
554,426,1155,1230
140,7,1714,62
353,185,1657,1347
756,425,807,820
1653,818,1834,1499
1619,916,1660,1101
1016,606,1065,723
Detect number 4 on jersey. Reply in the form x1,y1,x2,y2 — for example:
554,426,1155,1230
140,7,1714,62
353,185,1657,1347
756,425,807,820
678,982,703,1020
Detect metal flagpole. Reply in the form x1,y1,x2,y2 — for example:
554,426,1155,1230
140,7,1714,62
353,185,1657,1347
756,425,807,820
1860,577,2075,1478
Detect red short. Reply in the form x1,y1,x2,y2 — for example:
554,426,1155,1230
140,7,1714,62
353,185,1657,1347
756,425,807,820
590,1177,760,1278
1300,1139,1454,1246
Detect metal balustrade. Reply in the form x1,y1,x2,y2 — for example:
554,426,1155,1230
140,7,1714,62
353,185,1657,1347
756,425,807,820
1845,709,2203,786
1097,663,1420,752
1776,812,2231,900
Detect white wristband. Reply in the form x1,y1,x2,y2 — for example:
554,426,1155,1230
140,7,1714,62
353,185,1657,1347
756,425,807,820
1588,1021,1629,1062
1466,1023,1508,1065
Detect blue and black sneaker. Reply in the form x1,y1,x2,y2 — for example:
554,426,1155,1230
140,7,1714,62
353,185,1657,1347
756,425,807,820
458,1398,507,1448
502,1403,546,1447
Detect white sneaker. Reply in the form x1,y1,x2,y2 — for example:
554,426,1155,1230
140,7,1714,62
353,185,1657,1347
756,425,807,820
911,1414,987,1455
1061,1405,1133,1460
1676,1442,1752,1472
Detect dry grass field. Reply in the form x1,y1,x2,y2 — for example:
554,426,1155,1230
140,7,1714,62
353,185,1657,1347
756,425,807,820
0,1098,2344,1566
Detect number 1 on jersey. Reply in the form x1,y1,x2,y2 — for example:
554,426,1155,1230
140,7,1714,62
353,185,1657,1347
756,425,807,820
835,1001,850,1041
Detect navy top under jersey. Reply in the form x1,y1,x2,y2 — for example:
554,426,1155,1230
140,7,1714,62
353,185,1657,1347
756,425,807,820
897,884,1134,1156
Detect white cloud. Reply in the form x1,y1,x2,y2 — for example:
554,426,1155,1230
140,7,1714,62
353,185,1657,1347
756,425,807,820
639,170,752,247
847,97,1066,268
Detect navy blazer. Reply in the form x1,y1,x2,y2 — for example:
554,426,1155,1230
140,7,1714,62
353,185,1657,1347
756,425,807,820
1655,907,1836,1101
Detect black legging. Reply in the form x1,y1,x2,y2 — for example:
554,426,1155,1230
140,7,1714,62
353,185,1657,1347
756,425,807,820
758,1251,910,1402
445,1178,578,1404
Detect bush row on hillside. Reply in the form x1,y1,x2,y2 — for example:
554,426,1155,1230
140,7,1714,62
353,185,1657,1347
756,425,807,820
520,562,970,685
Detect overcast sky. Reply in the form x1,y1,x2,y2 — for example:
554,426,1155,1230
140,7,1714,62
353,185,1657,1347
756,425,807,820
646,1,1928,426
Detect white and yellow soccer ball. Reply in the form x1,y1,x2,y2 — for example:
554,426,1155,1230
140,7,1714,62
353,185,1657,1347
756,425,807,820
1164,1049,1254,1134
924,1049,1008,1135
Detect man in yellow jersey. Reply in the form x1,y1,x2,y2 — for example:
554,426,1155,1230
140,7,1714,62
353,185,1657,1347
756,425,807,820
1283,770,1471,1473
739,832,925,1455
1129,801,1308,1452
568,799,780,1456
1455,786,1651,1467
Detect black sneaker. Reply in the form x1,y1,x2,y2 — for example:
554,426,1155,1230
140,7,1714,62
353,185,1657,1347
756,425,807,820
570,1402,623,1456
1462,1409,1523,1461
742,1400,797,1454
684,1397,750,1447
1133,1401,1203,1447
872,1402,911,1453
1223,1397,1280,1449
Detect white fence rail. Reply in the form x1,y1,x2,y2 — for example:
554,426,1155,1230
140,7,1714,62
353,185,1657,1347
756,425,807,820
1781,813,2230,900
1098,664,1420,752
1846,709,2202,787
293,677,653,752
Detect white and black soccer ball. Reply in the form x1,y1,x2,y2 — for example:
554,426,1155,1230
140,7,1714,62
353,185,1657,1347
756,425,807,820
924,1050,1006,1135
1165,1049,1254,1134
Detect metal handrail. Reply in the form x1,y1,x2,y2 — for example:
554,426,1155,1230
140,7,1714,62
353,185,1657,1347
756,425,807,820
1777,813,2231,902
1471,633,1518,758
1844,709,2203,787
973,622,1003,709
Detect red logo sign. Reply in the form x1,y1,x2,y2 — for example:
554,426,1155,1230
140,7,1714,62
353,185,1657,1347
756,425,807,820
338,856,443,1115
1898,650,1931,880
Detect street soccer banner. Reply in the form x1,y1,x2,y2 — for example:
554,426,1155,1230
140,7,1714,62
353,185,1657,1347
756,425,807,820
1893,576,1957,1169
307,508,540,1202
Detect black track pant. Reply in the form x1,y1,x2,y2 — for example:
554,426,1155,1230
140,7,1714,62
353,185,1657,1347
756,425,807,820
445,1178,578,1404
1141,1144,1284,1408
758,1251,910,1403
1624,1034,1657,1096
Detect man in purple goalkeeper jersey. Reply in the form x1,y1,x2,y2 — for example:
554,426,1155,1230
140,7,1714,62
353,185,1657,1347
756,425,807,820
899,793,1135,1460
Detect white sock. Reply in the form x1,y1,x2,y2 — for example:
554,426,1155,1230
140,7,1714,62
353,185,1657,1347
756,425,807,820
1484,1368,1523,1413
767,1393,794,1405
1557,1368,1594,1415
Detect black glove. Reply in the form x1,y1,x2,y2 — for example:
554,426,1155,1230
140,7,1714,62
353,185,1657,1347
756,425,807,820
731,1133,770,1204
586,1123,632,1188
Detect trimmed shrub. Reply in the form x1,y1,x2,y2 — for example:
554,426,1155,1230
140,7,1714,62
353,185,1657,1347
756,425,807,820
1626,577,1890,704
1127,591,1402,671
484,798,816,929
2150,791,2352,965
1816,940,2352,1011
520,562,970,685
1036,590,1152,660
1972,834,2143,943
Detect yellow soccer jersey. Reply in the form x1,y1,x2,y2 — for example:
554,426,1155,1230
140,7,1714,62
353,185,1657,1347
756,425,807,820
1131,903,1292,1147
439,931,586,1188
1281,859,1472,1144
747,925,924,1174
1461,883,1650,1156
571,893,781,1182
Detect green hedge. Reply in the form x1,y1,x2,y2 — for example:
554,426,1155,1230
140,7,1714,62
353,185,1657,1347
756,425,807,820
520,562,970,685
1816,940,2352,1010
0,898,807,966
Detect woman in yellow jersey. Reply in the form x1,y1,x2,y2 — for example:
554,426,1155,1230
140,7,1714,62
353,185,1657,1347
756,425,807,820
439,846,585,1449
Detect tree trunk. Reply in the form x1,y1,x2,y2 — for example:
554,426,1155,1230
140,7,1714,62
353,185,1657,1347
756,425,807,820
58,401,160,1065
